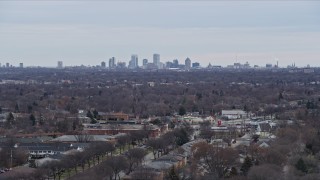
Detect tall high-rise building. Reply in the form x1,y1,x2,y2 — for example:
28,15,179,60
185,58,191,69
142,59,148,66
166,61,173,69
101,61,106,68
109,57,116,69
6,63,9,68
153,54,160,68
19,63,23,68
117,61,126,69
129,54,138,69
172,59,179,68
192,62,200,68
57,61,63,69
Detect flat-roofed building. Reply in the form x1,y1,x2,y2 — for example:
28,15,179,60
221,109,247,119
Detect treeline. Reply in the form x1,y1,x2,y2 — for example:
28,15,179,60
1,69,320,134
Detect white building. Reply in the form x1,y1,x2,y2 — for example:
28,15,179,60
109,57,116,69
221,110,247,119
129,54,138,69
185,58,191,70
153,53,160,68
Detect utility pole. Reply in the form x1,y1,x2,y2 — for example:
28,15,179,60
10,149,13,168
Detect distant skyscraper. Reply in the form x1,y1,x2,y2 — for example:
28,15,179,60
158,62,165,69
166,61,173,69
57,61,63,69
185,58,191,69
6,63,9,68
129,54,138,69
244,62,250,68
109,57,116,69
172,59,179,68
101,61,106,68
153,54,160,68
266,64,272,68
192,62,200,68
143,59,148,66
19,63,23,68
117,61,126,68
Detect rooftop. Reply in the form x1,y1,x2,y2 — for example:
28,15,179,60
50,135,114,142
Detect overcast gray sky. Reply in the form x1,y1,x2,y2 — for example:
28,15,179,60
0,1,319,67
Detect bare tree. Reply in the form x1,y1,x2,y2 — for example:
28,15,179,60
147,138,163,159
64,152,80,173
130,167,160,180
258,148,286,166
130,130,148,146
41,160,64,180
0,145,28,168
247,164,282,180
191,141,238,178
162,131,176,152
105,156,129,180
117,134,131,153
125,148,147,173
95,162,114,180
199,121,215,142
30,168,47,180
104,142,116,156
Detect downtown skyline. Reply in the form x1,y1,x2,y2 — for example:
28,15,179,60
0,55,312,69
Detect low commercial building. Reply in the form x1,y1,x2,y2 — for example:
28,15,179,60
83,123,161,137
100,112,130,121
221,110,247,120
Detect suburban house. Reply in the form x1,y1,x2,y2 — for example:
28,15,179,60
154,154,187,169
179,140,206,158
257,141,270,148
256,123,272,137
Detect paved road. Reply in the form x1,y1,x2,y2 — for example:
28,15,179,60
143,152,155,165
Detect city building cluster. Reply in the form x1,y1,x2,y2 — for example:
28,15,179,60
0,54,316,72
99,54,201,71
0,62,24,68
